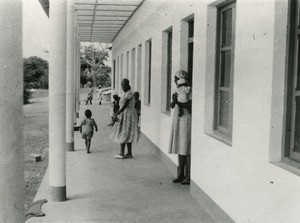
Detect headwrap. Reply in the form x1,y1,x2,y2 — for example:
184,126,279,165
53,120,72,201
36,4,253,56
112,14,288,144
175,70,188,80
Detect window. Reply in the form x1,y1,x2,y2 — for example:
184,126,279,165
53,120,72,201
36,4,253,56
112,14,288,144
113,59,116,89
188,19,194,86
144,39,152,105
286,0,300,162
126,51,129,78
137,44,142,93
120,54,123,80
131,48,136,90
161,28,173,113
214,2,236,140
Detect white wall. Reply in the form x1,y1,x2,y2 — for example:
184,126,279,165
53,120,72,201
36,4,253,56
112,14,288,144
113,0,300,222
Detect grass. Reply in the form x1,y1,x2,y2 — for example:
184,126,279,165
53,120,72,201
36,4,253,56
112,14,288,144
23,89,49,212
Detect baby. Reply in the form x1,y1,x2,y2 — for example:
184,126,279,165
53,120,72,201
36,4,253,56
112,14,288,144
175,78,191,117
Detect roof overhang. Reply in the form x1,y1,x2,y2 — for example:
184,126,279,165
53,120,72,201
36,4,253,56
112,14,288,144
39,0,144,43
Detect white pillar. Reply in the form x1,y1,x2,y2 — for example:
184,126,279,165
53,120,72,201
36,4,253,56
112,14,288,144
77,40,81,115
66,0,75,151
0,1,25,222
74,17,79,123
49,0,67,202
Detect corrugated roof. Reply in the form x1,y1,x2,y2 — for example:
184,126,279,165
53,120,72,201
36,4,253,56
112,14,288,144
39,0,144,43
75,0,144,43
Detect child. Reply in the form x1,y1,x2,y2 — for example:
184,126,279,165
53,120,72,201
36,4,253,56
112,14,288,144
107,93,120,126
85,84,94,105
96,85,103,105
79,109,98,153
175,78,191,117
133,91,141,123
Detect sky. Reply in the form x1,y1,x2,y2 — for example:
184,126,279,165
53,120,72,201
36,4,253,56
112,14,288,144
22,0,112,66
23,0,50,60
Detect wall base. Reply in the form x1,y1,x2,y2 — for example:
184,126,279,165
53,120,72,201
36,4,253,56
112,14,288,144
190,181,235,223
66,142,74,151
141,132,234,222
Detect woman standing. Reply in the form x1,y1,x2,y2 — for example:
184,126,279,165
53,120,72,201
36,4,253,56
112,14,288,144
110,78,139,159
169,70,192,185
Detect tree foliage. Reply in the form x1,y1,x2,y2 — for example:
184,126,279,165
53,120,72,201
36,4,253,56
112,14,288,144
23,56,48,104
80,44,111,87
24,56,48,89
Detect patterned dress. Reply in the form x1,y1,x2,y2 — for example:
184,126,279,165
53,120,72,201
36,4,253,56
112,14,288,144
110,90,139,143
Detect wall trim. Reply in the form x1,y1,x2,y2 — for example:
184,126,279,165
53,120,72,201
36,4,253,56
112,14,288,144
140,132,177,177
190,181,235,223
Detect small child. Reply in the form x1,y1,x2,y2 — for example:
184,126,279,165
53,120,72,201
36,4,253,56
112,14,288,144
107,94,120,126
175,78,191,117
79,109,98,153
85,85,94,105
133,91,141,123
96,85,103,105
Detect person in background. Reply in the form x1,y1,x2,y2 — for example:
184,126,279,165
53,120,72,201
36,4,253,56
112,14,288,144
110,79,139,159
169,70,192,185
85,83,94,105
107,93,120,126
79,109,98,154
133,91,141,126
96,85,103,105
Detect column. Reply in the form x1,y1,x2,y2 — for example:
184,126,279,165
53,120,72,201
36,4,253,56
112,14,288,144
49,0,67,202
66,0,75,151
0,1,25,222
74,18,79,123
77,40,81,115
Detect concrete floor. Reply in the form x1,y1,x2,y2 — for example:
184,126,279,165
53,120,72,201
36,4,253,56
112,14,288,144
27,101,215,223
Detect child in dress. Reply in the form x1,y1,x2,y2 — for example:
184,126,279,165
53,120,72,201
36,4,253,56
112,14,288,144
133,91,141,123
85,84,94,105
107,94,120,126
175,78,191,117
79,109,98,153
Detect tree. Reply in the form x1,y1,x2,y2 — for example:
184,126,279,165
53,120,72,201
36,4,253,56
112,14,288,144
23,56,48,89
80,44,110,87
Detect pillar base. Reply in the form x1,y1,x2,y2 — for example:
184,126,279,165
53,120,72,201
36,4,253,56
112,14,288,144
50,186,66,202
66,142,74,151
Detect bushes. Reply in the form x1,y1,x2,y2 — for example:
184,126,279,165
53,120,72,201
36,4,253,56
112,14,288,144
23,56,48,104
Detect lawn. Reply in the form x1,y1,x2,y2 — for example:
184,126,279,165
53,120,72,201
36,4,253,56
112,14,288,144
23,89,49,212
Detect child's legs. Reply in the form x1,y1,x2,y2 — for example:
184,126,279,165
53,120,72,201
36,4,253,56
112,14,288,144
85,138,87,147
86,138,91,151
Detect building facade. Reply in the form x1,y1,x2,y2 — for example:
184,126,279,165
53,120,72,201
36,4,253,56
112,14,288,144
112,0,300,222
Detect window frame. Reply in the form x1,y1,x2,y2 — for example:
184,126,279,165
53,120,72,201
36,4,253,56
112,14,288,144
286,0,300,162
144,39,152,106
213,2,236,141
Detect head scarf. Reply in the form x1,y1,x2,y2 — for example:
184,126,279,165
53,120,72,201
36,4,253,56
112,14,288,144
175,70,188,80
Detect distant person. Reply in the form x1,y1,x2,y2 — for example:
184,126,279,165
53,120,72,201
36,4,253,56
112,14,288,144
110,79,139,159
96,85,103,105
79,109,98,153
133,91,141,125
169,70,192,185
107,93,120,126
85,84,94,105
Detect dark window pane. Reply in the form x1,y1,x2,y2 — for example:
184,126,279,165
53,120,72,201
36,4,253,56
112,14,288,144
218,90,229,129
220,50,231,88
188,19,194,38
221,8,232,47
294,97,300,151
296,36,300,90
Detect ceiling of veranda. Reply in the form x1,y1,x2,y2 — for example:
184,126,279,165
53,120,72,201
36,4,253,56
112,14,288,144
39,0,145,43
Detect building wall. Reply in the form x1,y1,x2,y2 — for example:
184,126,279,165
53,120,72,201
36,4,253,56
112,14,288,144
112,0,300,222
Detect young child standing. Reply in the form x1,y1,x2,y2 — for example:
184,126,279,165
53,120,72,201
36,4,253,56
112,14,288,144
133,91,141,122
174,77,191,117
107,93,120,126
79,109,98,153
